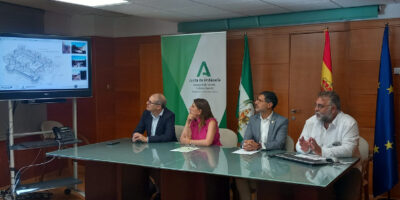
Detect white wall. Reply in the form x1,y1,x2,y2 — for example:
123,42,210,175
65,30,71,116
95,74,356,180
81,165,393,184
113,16,178,37
44,11,177,37
378,3,400,19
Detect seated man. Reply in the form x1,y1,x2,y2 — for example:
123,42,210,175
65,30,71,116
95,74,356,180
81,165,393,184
296,91,361,199
132,93,176,143
296,91,359,158
237,91,288,200
131,93,176,200
242,91,288,151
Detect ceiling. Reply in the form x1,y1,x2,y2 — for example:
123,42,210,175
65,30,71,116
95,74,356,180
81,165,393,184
1,0,400,22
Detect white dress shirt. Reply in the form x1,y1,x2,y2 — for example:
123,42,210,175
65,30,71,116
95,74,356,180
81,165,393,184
295,111,360,158
260,112,273,149
150,109,164,137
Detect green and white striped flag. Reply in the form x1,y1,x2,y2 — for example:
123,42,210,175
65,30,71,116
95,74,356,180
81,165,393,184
162,32,227,127
236,34,254,143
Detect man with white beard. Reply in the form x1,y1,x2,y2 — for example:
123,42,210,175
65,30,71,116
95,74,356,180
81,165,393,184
296,91,359,158
295,91,362,199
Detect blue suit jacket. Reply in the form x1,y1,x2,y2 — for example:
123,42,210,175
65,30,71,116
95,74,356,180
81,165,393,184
133,108,177,143
243,112,288,150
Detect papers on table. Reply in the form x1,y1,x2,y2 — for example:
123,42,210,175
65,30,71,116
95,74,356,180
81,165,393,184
170,146,199,153
232,149,259,155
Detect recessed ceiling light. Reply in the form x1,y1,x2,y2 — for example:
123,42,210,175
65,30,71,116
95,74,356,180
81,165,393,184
54,0,128,7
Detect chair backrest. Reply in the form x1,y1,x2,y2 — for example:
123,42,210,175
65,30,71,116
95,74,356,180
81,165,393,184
41,120,63,139
175,125,184,142
219,128,238,148
285,135,294,152
359,136,370,177
359,136,369,162
358,136,370,200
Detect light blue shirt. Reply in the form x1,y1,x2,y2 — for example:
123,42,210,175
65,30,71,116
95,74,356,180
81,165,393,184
150,109,164,137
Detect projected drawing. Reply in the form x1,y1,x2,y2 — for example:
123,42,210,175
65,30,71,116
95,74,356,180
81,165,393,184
3,46,54,82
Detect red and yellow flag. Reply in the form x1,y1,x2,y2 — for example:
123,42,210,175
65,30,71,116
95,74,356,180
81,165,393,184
321,29,333,91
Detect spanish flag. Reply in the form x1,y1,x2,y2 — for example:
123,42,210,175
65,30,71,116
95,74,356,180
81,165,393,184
321,29,333,91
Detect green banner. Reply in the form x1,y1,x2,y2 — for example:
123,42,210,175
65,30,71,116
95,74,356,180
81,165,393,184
162,32,226,127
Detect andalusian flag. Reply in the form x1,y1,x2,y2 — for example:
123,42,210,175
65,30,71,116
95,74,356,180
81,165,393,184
236,34,254,143
321,29,333,91
373,24,398,197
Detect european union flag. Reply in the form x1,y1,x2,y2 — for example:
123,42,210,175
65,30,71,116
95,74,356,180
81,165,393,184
373,24,399,197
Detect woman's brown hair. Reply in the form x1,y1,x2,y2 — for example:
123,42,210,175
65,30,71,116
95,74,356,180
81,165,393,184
194,98,214,127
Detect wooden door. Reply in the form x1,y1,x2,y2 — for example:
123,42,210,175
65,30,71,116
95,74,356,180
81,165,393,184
288,32,324,141
139,43,163,112
288,31,349,142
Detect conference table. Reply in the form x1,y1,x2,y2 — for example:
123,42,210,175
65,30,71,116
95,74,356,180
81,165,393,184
47,138,359,200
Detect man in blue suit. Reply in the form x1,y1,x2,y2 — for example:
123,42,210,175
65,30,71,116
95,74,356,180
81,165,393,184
131,93,176,200
132,93,177,143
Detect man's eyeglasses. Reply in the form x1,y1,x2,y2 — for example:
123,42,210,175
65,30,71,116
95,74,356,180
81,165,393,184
255,98,269,103
315,103,331,109
147,100,161,105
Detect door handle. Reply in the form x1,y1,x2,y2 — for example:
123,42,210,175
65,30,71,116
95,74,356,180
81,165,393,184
290,109,297,113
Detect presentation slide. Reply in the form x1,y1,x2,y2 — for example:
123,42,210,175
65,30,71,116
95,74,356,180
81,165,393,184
0,36,89,91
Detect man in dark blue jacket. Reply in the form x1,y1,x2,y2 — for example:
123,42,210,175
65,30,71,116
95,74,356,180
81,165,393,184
131,93,176,200
132,93,177,143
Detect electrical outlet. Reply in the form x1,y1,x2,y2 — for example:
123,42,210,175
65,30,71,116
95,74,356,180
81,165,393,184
394,68,400,75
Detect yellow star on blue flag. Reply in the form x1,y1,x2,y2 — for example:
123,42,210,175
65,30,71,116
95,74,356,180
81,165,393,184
385,140,393,150
374,145,379,153
387,85,393,94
